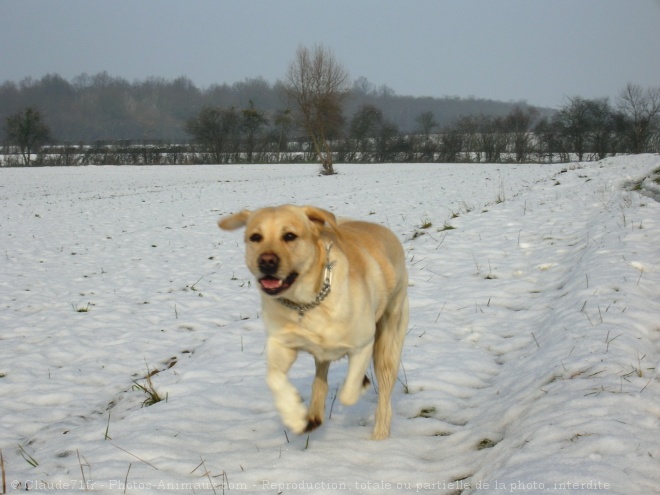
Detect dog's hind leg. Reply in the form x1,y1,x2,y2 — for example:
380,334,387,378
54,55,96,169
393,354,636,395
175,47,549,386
372,292,409,440
339,341,374,406
307,359,330,431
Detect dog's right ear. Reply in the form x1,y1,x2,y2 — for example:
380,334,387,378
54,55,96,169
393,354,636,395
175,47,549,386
303,206,338,233
218,210,251,231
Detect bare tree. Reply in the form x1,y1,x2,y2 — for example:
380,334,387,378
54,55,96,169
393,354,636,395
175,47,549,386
4,107,52,165
617,83,660,153
415,111,439,137
241,100,268,162
454,115,479,162
415,111,439,161
374,121,402,163
270,109,294,162
349,104,385,157
477,115,507,163
184,106,240,163
533,116,562,163
283,44,349,175
503,106,538,163
438,124,464,163
586,98,617,159
552,97,596,161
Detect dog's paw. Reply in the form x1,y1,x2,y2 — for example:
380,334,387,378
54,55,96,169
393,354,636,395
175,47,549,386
305,415,323,432
280,400,309,435
371,426,390,440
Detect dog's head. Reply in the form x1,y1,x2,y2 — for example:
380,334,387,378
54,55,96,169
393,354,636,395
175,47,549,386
219,205,337,297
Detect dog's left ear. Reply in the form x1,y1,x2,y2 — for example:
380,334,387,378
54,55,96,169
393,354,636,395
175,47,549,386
218,210,251,231
303,206,338,233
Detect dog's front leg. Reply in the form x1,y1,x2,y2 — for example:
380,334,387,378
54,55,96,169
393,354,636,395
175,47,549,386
339,341,374,406
266,338,308,434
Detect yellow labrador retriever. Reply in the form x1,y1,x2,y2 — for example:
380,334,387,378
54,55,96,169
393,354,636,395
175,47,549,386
219,205,408,440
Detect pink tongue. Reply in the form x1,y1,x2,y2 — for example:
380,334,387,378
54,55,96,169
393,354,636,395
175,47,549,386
260,278,283,289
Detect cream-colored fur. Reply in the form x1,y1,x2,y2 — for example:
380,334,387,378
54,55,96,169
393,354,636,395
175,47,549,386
219,205,408,440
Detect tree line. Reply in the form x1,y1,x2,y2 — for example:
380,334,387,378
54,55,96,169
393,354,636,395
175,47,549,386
2,45,659,167
0,72,525,144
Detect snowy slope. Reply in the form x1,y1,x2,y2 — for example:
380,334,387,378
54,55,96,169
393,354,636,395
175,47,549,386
0,156,659,494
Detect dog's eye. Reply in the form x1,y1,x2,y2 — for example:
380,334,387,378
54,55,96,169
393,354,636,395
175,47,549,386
249,233,263,243
283,232,298,242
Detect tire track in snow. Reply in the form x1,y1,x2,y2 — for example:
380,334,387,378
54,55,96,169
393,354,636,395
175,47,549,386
402,161,660,493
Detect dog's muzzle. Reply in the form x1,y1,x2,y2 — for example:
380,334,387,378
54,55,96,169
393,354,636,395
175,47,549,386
257,253,298,295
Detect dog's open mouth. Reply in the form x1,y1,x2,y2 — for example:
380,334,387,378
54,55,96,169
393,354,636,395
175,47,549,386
259,272,298,296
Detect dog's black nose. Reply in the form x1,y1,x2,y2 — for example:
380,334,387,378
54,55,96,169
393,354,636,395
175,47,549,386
258,253,279,274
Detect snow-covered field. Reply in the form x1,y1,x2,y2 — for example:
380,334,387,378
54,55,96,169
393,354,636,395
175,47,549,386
1,156,659,494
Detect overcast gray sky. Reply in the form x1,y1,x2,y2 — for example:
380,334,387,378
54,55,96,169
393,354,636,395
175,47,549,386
2,0,659,109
